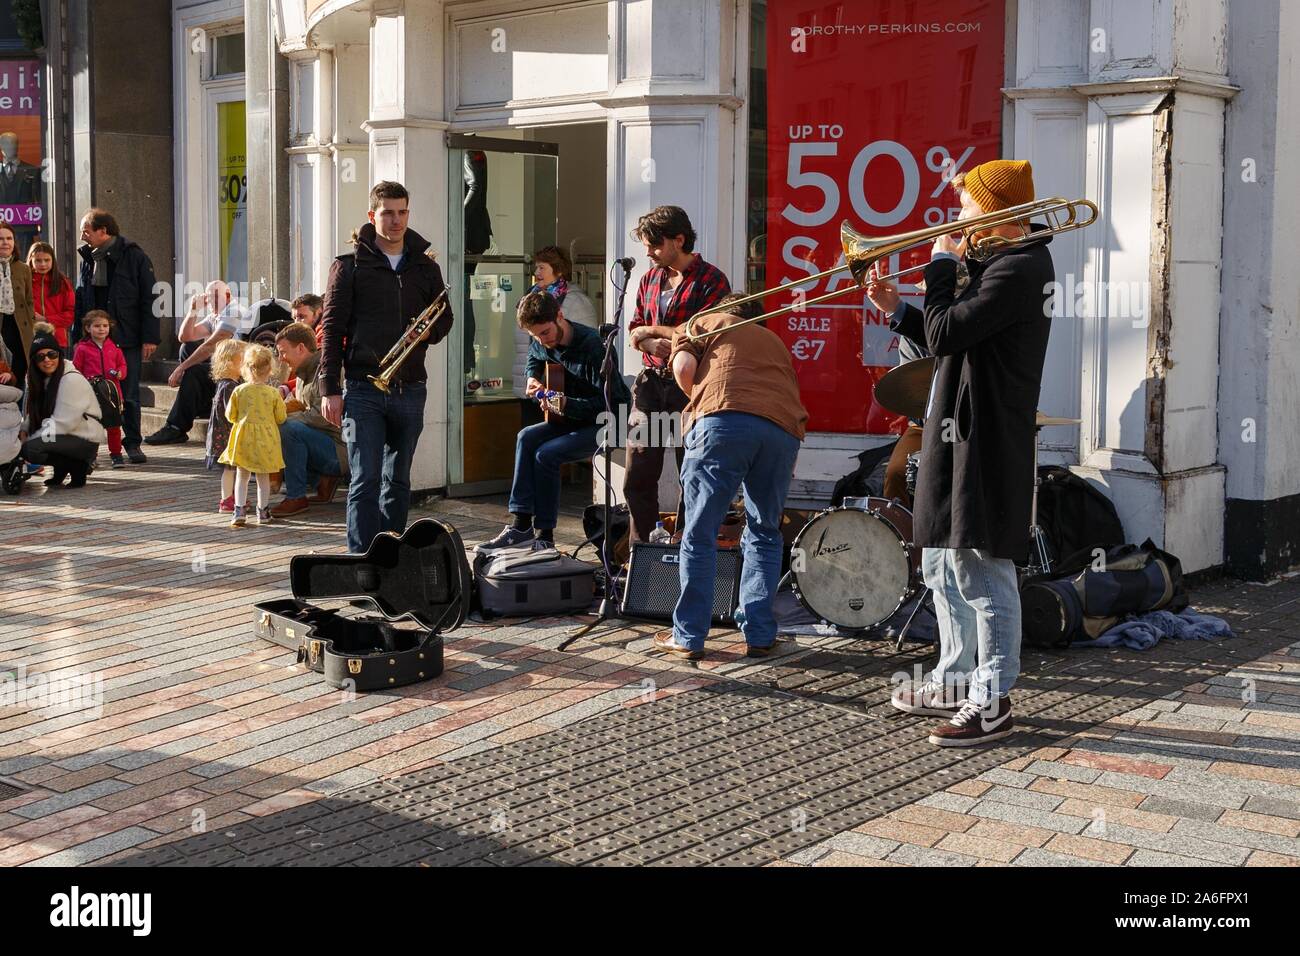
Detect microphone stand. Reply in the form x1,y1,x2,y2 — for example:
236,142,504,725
560,260,633,651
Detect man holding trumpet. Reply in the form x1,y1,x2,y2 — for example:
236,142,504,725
320,181,453,554
866,159,1055,747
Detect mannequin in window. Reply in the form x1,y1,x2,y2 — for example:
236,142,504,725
462,150,492,376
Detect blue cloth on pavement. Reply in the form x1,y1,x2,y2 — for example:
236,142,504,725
1075,608,1234,651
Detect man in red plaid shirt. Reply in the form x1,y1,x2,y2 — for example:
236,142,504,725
624,205,731,542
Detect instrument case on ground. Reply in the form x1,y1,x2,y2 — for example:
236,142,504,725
473,546,597,618
253,518,471,690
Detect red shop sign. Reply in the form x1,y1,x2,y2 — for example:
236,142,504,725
764,1,1005,434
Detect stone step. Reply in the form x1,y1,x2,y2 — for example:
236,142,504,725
139,382,181,410
140,408,209,443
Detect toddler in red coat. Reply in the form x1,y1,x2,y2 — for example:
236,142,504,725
72,310,128,467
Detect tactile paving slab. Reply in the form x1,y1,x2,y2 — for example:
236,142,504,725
107,682,1055,868
102,576,1278,867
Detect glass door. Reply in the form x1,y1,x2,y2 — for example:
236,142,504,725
445,134,559,493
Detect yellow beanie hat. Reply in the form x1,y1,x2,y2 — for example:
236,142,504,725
962,159,1035,212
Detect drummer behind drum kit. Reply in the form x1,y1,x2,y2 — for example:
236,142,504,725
786,356,1079,645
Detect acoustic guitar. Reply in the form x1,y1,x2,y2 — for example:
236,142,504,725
542,361,569,424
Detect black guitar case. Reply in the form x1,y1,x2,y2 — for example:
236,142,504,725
253,518,472,690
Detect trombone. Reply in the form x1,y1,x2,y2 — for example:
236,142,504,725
368,289,451,393
684,196,1098,341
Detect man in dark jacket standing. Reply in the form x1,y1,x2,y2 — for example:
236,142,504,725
868,160,1055,747
75,208,160,464
319,181,453,554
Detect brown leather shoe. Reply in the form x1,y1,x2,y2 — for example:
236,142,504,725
270,496,309,518
269,471,283,495
652,629,703,660
312,475,341,503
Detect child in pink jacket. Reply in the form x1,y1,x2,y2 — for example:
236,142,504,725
72,310,128,467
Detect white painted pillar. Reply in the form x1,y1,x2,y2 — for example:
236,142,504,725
597,0,745,513
363,0,451,491
1218,0,1300,578
1010,0,1232,572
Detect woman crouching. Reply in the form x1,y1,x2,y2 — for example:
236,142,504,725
21,322,105,488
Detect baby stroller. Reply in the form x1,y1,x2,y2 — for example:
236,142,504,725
0,383,27,494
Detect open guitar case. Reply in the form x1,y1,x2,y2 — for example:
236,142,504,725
253,518,472,691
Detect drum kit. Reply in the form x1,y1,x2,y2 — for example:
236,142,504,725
787,357,1080,645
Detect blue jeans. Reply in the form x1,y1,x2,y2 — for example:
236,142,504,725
508,421,599,529
280,418,343,499
342,378,425,554
922,547,1022,707
673,412,800,651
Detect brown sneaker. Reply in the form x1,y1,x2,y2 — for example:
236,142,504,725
271,496,310,517
312,475,341,503
928,697,1015,747
891,679,966,717
652,629,703,660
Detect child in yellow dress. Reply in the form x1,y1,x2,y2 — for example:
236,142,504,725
219,344,287,526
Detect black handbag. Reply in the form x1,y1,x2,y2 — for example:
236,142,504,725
87,376,123,430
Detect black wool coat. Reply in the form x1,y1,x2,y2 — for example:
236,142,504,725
74,237,161,350
890,225,1056,561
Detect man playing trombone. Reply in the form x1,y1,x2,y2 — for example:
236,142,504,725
867,159,1056,747
319,181,454,554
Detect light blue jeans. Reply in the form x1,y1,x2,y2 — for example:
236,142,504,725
673,411,800,651
922,547,1022,707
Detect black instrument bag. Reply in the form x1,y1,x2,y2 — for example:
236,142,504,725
253,518,472,690
474,546,597,618
1020,539,1188,648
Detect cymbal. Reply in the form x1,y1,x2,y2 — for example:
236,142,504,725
1035,412,1081,427
874,357,934,420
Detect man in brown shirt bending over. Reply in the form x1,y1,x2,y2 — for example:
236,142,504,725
652,293,809,660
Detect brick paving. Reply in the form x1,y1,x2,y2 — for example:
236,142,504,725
2,444,1299,866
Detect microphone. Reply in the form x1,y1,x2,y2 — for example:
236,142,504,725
615,257,635,271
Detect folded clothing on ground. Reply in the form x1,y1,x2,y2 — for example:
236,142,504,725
1074,607,1234,651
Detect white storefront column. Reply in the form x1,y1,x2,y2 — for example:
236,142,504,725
364,0,452,491
599,0,745,512
1010,0,1233,572
1007,1,1091,462
1219,0,1300,579
282,7,373,296
285,49,333,298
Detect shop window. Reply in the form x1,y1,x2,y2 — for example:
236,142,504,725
208,32,245,79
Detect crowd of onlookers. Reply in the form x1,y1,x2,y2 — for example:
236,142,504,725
2,200,608,532
0,206,343,525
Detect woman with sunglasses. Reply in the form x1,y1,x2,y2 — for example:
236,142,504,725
19,323,105,488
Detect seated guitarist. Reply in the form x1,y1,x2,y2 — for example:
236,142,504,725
477,291,630,553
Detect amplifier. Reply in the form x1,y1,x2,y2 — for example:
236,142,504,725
620,542,742,625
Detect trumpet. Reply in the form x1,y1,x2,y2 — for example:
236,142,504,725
684,196,1098,341
368,289,450,394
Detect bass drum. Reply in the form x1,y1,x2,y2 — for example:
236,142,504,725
790,498,920,630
